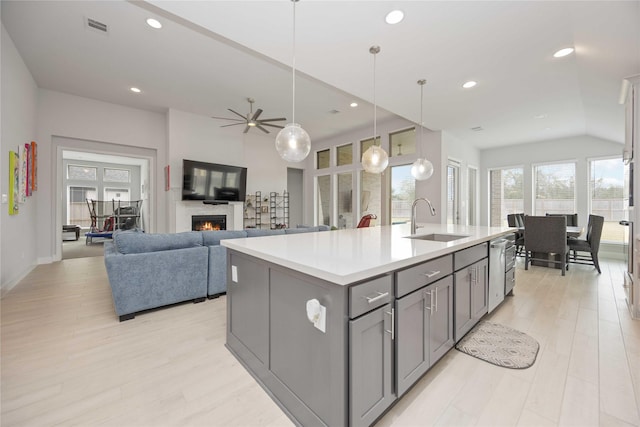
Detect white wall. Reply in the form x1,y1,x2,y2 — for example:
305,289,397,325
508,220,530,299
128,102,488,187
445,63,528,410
1,24,39,294
479,135,623,227
166,108,289,232
36,90,167,262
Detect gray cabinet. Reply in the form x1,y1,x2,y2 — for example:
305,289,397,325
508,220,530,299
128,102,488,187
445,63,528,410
395,276,453,397
454,257,488,342
349,303,395,427
227,252,270,364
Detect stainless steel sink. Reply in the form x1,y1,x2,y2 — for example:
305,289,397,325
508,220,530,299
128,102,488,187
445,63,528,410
405,233,470,242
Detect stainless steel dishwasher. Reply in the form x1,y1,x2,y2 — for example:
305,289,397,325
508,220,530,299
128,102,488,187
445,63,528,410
488,237,508,313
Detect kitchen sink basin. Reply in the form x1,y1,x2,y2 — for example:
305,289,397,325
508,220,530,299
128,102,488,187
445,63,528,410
405,233,470,242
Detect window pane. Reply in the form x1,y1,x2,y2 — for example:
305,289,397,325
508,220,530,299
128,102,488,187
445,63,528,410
68,186,97,227
317,149,330,169
468,168,477,226
390,165,414,224
68,165,97,181
360,170,381,224
336,144,353,166
317,175,331,226
360,137,380,157
590,158,625,243
104,188,129,202
390,128,415,157
104,168,130,183
489,168,524,227
534,163,575,215
337,173,353,229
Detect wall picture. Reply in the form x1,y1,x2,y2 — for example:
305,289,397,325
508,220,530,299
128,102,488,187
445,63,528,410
8,151,19,215
24,143,31,197
19,144,27,202
30,141,37,192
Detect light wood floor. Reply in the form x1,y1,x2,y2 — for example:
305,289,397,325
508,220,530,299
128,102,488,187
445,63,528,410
1,257,639,426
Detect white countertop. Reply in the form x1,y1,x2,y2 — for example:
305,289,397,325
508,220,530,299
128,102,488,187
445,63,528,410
222,223,513,286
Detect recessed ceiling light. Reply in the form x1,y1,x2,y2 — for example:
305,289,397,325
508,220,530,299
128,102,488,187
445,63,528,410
462,81,477,89
130,87,141,93
146,18,162,29
385,10,404,25
553,47,574,58
350,102,358,108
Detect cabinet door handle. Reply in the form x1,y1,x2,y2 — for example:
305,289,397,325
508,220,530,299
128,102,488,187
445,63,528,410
422,270,441,278
385,308,395,340
435,286,438,313
424,289,432,313
365,291,389,304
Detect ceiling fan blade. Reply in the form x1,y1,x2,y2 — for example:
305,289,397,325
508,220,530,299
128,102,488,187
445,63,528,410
256,124,270,134
228,108,248,120
261,123,285,129
243,125,251,134
259,117,286,122
211,116,244,121
220,123,245,128
251,109,263,121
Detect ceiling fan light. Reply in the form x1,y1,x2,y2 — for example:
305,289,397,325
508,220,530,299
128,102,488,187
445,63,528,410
275,123,311,162
362,145,389,174
411,158,434,180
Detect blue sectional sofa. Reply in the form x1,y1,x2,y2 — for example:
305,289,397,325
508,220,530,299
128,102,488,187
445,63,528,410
104,226,329,321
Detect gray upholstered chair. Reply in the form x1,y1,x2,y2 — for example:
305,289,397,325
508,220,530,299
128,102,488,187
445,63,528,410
524,215,570,276
546,213,578,227
507,213,525,255
568,214,604,274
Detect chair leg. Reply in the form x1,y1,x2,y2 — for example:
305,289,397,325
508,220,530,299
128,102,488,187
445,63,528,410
525,252,529,270
592,251,601,274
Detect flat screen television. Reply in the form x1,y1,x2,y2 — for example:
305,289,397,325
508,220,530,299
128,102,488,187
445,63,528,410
182,159,247,202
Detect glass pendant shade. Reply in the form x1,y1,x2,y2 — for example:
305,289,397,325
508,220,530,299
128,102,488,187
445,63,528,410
411,158,434,180
362,145,389,174
275,123,311,162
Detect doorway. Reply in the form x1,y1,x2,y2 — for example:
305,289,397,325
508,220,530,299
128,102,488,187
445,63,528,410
447,160,461,225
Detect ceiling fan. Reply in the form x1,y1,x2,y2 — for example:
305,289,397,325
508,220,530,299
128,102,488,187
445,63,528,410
211,98,286,134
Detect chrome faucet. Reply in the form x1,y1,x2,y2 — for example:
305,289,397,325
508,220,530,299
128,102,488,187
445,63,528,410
411,198,437,234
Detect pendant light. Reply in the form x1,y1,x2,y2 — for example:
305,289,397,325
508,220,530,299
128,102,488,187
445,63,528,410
275,0,311,162
361,46,389,174
411,79,434,180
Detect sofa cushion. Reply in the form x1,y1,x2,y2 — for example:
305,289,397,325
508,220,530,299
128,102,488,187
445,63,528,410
114,231,203,254
201,230,248,246
285,227,315,234
245,229,286,237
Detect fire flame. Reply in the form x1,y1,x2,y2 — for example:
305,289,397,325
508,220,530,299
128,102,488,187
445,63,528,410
198,221,221,231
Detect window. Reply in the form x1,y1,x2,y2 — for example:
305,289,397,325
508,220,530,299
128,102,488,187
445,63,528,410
316,175,331,226
336,144,353,166
389,128,415,157
360,137,380,157
337,173,353,229
447,161,460,225
489,167,524,227
68,186,97,227
104,168,130,183
317,149,330,169
534,162,576,215
590,157,625,243
360,170,381,222
68,165,97,181
390,165,414,224
104,188,130,202
468,167,477,226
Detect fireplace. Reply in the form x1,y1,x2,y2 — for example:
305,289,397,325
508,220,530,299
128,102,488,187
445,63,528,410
192,215,226,231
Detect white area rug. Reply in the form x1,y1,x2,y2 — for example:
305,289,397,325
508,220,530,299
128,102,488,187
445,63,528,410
455,321,539,369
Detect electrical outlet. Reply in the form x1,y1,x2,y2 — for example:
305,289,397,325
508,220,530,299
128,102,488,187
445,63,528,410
1,194,7,204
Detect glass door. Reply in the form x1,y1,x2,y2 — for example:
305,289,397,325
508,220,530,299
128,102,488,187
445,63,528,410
390,164,415,224
447,161,460,225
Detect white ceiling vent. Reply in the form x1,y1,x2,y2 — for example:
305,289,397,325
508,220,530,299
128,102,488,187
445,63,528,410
471,126,484,132
86,18,108,33
329,109,341,114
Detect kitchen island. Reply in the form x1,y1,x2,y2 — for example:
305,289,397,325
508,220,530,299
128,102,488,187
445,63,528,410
222,223,513,427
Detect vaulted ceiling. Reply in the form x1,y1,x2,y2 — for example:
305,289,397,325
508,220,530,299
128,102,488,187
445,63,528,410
3,1,639,149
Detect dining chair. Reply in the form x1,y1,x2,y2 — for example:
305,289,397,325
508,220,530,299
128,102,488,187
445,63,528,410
507,213,525,256
524,215,570,276
567,214,604,273
356,214,377,228
546,213,578,226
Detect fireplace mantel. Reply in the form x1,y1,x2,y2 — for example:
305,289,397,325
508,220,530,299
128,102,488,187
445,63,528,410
175,201,243,232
